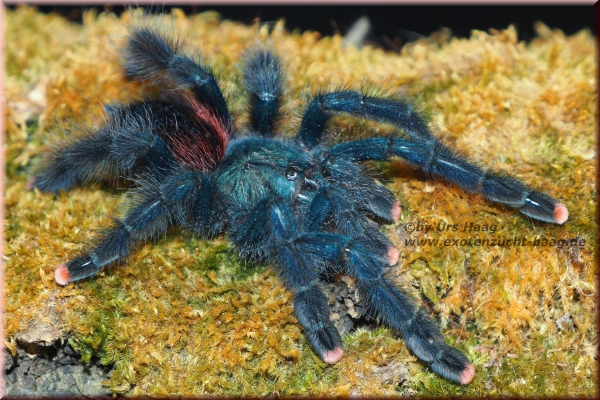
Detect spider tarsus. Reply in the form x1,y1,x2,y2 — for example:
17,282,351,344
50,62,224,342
387,246,399,265
459,363,476,385
322,347,344,364
519,190,568,224
54,264,70,286
428,347,475,385
243,46,284,136
391,200,402,222
554,202,569,224
25,177,36,191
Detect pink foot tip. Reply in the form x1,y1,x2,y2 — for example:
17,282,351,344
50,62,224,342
459,363,475,385
54,264,70,286
391,200,402,222
554,203,568,224
26,177,36,191
387,246,399,265
322,347,344,364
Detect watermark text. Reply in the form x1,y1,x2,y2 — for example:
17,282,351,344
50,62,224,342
404,236,586,248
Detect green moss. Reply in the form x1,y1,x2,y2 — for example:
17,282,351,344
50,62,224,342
69,324,112,363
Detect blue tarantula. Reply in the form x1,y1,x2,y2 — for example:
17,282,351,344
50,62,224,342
29,27,569,385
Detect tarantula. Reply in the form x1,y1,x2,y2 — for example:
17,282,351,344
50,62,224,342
29,26,568,385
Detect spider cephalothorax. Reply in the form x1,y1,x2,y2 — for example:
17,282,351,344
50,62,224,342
30,26,569,385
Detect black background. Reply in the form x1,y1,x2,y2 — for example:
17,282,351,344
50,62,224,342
11,4,596,50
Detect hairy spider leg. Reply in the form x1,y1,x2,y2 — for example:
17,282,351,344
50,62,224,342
242,46,284,136
123,28,231,128
298,91,433,148
294,180,473,383
296,90,567,224
320,156,402,223
296,230,474,384
54,169,212,285
230,197,344,363
329,137,568,224
29,105,176,193
342,252,475,384
306,185,399,266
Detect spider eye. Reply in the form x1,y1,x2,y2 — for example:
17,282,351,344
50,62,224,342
285,168,299,181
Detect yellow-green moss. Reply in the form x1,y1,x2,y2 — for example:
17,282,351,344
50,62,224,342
4,6,596,396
